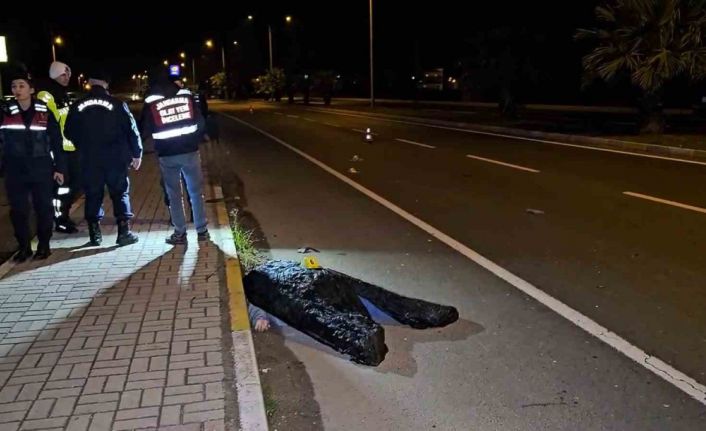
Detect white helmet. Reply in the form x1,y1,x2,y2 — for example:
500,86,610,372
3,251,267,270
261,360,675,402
49,61,71,80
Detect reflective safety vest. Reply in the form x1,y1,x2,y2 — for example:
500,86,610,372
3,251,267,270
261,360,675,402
0,101,54,159
37,90,75,151
145,89,199,141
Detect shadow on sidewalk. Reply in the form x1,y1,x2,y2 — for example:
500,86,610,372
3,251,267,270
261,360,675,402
5,233,131,278
0,237,239,430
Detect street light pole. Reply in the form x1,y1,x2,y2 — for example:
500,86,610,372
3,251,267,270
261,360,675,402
221,45,226,71
268,25,274,72
221,43,229,99
250,16,285,73
192,58,197,85
52,36,63,62
206,39,229,98
369,0,375,108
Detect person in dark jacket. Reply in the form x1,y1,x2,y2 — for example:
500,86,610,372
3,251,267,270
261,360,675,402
141,70,208,245
160,76,194,224
37,61,81,234
0,70,66,261
64,71,142,247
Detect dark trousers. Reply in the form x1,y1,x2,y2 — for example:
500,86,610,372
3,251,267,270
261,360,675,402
5,168,54,248
83,164,133,223
54,151,81,222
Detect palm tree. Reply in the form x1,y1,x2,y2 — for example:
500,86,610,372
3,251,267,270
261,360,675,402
576,0,706,133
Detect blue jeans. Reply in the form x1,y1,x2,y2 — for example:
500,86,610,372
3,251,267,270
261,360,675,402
158,151,208,235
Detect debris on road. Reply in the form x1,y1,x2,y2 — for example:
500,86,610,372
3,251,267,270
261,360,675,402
297,247,320,254
364,127,374,143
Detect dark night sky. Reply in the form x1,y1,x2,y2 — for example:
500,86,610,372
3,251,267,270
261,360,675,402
1,1,600,100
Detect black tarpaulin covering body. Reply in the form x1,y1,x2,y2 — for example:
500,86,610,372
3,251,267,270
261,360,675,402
243,260,459,366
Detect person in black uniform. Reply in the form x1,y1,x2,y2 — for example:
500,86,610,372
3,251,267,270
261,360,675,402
64,71,142,247
0,70,66,261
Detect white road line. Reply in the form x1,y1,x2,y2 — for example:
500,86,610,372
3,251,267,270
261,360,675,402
220,111,706,407
466,154,540,173
352,128,378,135
302,117,316,122
395,138,436,149
323,122,341,128
273,112,284,116
624,191,706,215
306,108,706,167
287,115,300,119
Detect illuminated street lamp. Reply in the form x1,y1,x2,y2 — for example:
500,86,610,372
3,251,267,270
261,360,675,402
52,36,63,62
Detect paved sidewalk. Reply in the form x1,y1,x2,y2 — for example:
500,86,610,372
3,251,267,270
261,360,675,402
0,154,239,431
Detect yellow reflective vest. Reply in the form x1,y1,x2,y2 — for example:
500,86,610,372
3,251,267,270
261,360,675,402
37,90,75,151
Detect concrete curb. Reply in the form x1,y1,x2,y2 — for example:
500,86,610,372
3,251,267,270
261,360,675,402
309,107,706,162
211,183,269,431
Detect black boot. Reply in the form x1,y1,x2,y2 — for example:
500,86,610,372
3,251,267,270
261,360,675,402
34,243,51,260
13,245,33,263
116,220,139,247
89,222,103,246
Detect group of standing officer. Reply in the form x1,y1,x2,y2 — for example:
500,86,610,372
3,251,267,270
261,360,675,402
0,61,209,261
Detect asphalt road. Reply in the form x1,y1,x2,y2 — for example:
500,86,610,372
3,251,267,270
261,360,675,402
319,98,706,137
207,101,706,430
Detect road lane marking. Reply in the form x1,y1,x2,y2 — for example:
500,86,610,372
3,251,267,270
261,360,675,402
287,115,300,119
395,138,436,149
624,192,706,215
466,154,540,173
220,111,706,406
352,128,378,135
306,108,706,167
273,112,284,116
323,122,341,128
